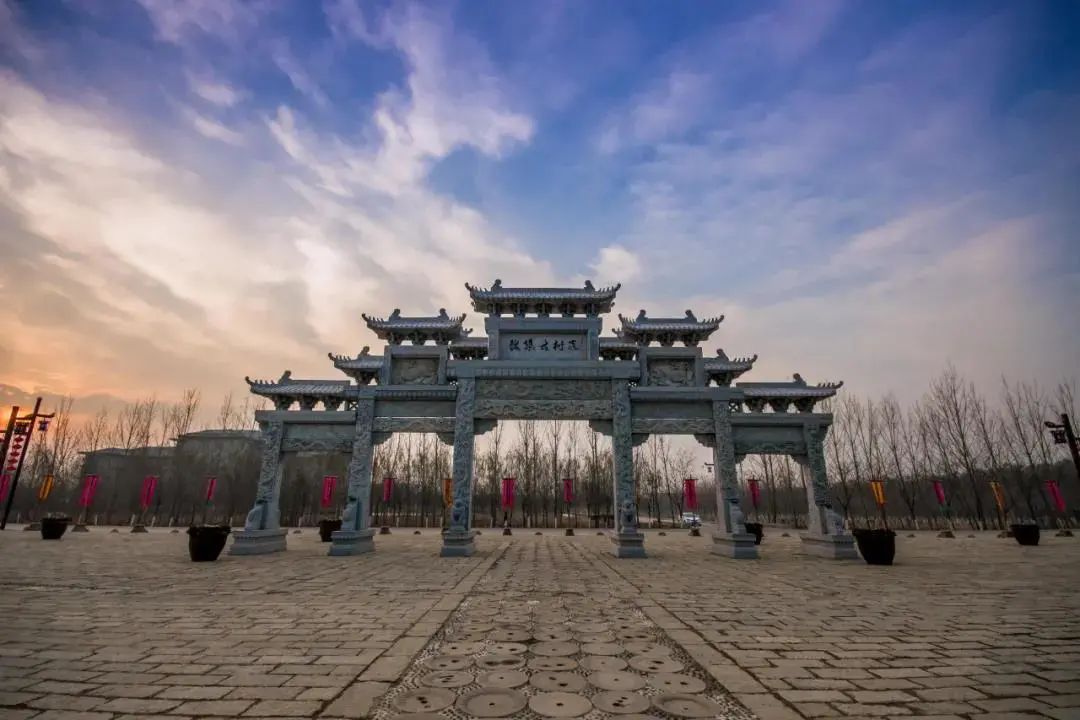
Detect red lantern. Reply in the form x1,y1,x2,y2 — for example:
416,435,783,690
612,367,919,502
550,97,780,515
321,475,337,508
140,475,158,509
562,478,574,505
382,476,394,503
501,477,515,511
683,478,698,511
205,476,217,502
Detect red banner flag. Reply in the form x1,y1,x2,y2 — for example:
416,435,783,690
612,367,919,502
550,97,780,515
140,475,158,509
501,477,515,511
443,478,453,508
683,478,698,511
382,476,394,503
0,473,10,502
931,479,947,506
563,478,574,505
747,477,760,509
205,476,217,502
79,474,100,507
1046,479,1067,513
321,475,337,508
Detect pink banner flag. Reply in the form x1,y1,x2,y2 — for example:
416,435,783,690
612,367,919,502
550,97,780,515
747,478,761,509
932,479,947,506
382,476,394,503
79,474,100,507
683,478,698,511
1046,479,1066,513
205,476,217,502
562,478,574,505
321,475,337,508
140,475,158,509
501,477,515,511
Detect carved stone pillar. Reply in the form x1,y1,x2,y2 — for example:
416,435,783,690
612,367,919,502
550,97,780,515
710,401,758,559
610,381,645,558
330,398,376,556
442,379,477,556
230,421,288,555
799,424,858,559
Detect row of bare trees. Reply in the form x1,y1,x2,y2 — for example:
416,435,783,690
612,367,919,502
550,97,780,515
4,369,1077,530
4,390,262,525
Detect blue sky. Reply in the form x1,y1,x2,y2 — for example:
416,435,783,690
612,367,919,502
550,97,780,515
0,0,1077,412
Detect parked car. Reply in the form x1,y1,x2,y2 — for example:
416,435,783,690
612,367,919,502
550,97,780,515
681,512,701,528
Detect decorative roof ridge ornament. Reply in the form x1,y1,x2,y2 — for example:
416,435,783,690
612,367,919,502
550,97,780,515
616,309,723,346
714,348,758,364
327,346,374,364
735,375,844,413
362,308,468,345
465,279,621,316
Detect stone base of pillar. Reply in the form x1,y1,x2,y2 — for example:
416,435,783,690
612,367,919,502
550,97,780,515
800,533,858,559
328,528,375,556
229,528,287,555
441,529,476,557
24,522,40,531
610,531,646,558
131,524,148,533
711,532,758,559
71,524,89,532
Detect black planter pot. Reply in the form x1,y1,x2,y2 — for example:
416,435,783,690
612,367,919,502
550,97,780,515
318,519,342,543
744,522,764,545
1010,524,1040,546
187,525,231,562
852,528,896,565
40,516,71,540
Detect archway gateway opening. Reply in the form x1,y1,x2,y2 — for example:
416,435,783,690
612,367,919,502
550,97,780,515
233,280,855,560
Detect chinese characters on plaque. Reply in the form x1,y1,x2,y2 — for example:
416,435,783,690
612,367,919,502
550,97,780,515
499,334,588,360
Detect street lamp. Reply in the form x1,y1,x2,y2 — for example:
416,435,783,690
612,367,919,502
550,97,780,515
1044,414,1080,484
1,398,57,530
1043,413,1078,537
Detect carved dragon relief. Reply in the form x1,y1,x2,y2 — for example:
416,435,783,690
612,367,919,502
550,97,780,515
476,379,609,401
611,381,638,533
646,359,696,387
245,421,285,531
449,378,476,533
475,399,611,420
711,401,746,535
391,358,439,385
341,399,375,532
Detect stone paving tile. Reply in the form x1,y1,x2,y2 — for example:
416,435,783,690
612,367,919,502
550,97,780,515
1,527,1078,719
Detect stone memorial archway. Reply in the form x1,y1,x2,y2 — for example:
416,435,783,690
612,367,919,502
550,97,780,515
233,281,855,560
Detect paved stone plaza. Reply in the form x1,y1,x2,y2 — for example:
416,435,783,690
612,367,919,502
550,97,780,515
1,529,1078,720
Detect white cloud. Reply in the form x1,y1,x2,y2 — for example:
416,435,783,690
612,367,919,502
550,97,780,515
186,72,244,107
135,0,260,46
271,43,329,108
185,107,244,145
589,246,641,285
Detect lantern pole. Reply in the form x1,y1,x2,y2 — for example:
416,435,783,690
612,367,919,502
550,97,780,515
2,397,56,530
1046,414,1080,490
